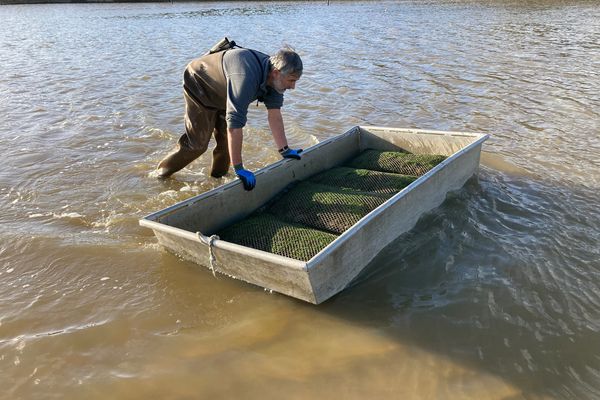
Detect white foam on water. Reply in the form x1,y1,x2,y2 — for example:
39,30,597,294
57,212,84,219
159,190,178,197
147,169,162,179
28,213,46,218
27,211,84,220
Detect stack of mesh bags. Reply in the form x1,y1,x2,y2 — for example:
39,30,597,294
217,149,445,261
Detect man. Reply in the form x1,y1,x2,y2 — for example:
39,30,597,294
156,43,303,191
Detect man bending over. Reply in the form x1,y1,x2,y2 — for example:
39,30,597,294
156,43,303,191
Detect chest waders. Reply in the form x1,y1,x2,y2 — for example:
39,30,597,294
157,51,230,178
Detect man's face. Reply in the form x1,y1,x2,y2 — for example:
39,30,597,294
271,70,300,94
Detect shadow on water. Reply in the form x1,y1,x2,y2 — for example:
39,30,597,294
317,167,600,399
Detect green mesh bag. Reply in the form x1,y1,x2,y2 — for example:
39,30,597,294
217,213,338,261
346,150,446,176
267,182,387,234
308,167,417,196
216,148,446,260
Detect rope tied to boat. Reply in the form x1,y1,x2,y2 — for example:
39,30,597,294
197,233,220,277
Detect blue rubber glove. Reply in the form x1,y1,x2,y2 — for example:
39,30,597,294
279,146,303,160
234,164,256,191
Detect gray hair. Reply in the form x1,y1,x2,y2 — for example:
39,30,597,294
269,46,303,77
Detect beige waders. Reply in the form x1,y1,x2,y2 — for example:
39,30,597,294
157,52,230,178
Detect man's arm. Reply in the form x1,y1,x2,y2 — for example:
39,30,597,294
227,127,244,166
267,108,288,150
228,127,256,191
268,108,302,160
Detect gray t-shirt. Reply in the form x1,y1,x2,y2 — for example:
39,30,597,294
222,49,284,129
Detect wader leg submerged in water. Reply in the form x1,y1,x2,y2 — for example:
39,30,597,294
157,51,229,178
157,90,230,178
211,110,230,177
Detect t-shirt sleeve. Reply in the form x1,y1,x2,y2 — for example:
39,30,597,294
225,73,256,129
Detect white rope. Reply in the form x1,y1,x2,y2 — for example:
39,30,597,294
197,233,220,277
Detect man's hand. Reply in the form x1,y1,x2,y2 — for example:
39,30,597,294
234,165,256,191
279,146,303,160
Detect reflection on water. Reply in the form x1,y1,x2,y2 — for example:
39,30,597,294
0,1,599,399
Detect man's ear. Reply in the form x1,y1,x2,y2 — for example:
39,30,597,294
270,68,281,79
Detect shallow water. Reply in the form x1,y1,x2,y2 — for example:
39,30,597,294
1,1,599,399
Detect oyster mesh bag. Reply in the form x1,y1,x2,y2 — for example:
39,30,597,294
266,181,387,234
215,149,446,261
217,213,338,261
308,167,417,195
346,150,446,176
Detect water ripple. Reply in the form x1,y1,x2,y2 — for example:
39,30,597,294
1,1,600,398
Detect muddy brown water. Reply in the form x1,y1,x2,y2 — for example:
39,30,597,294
1,1,599,399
